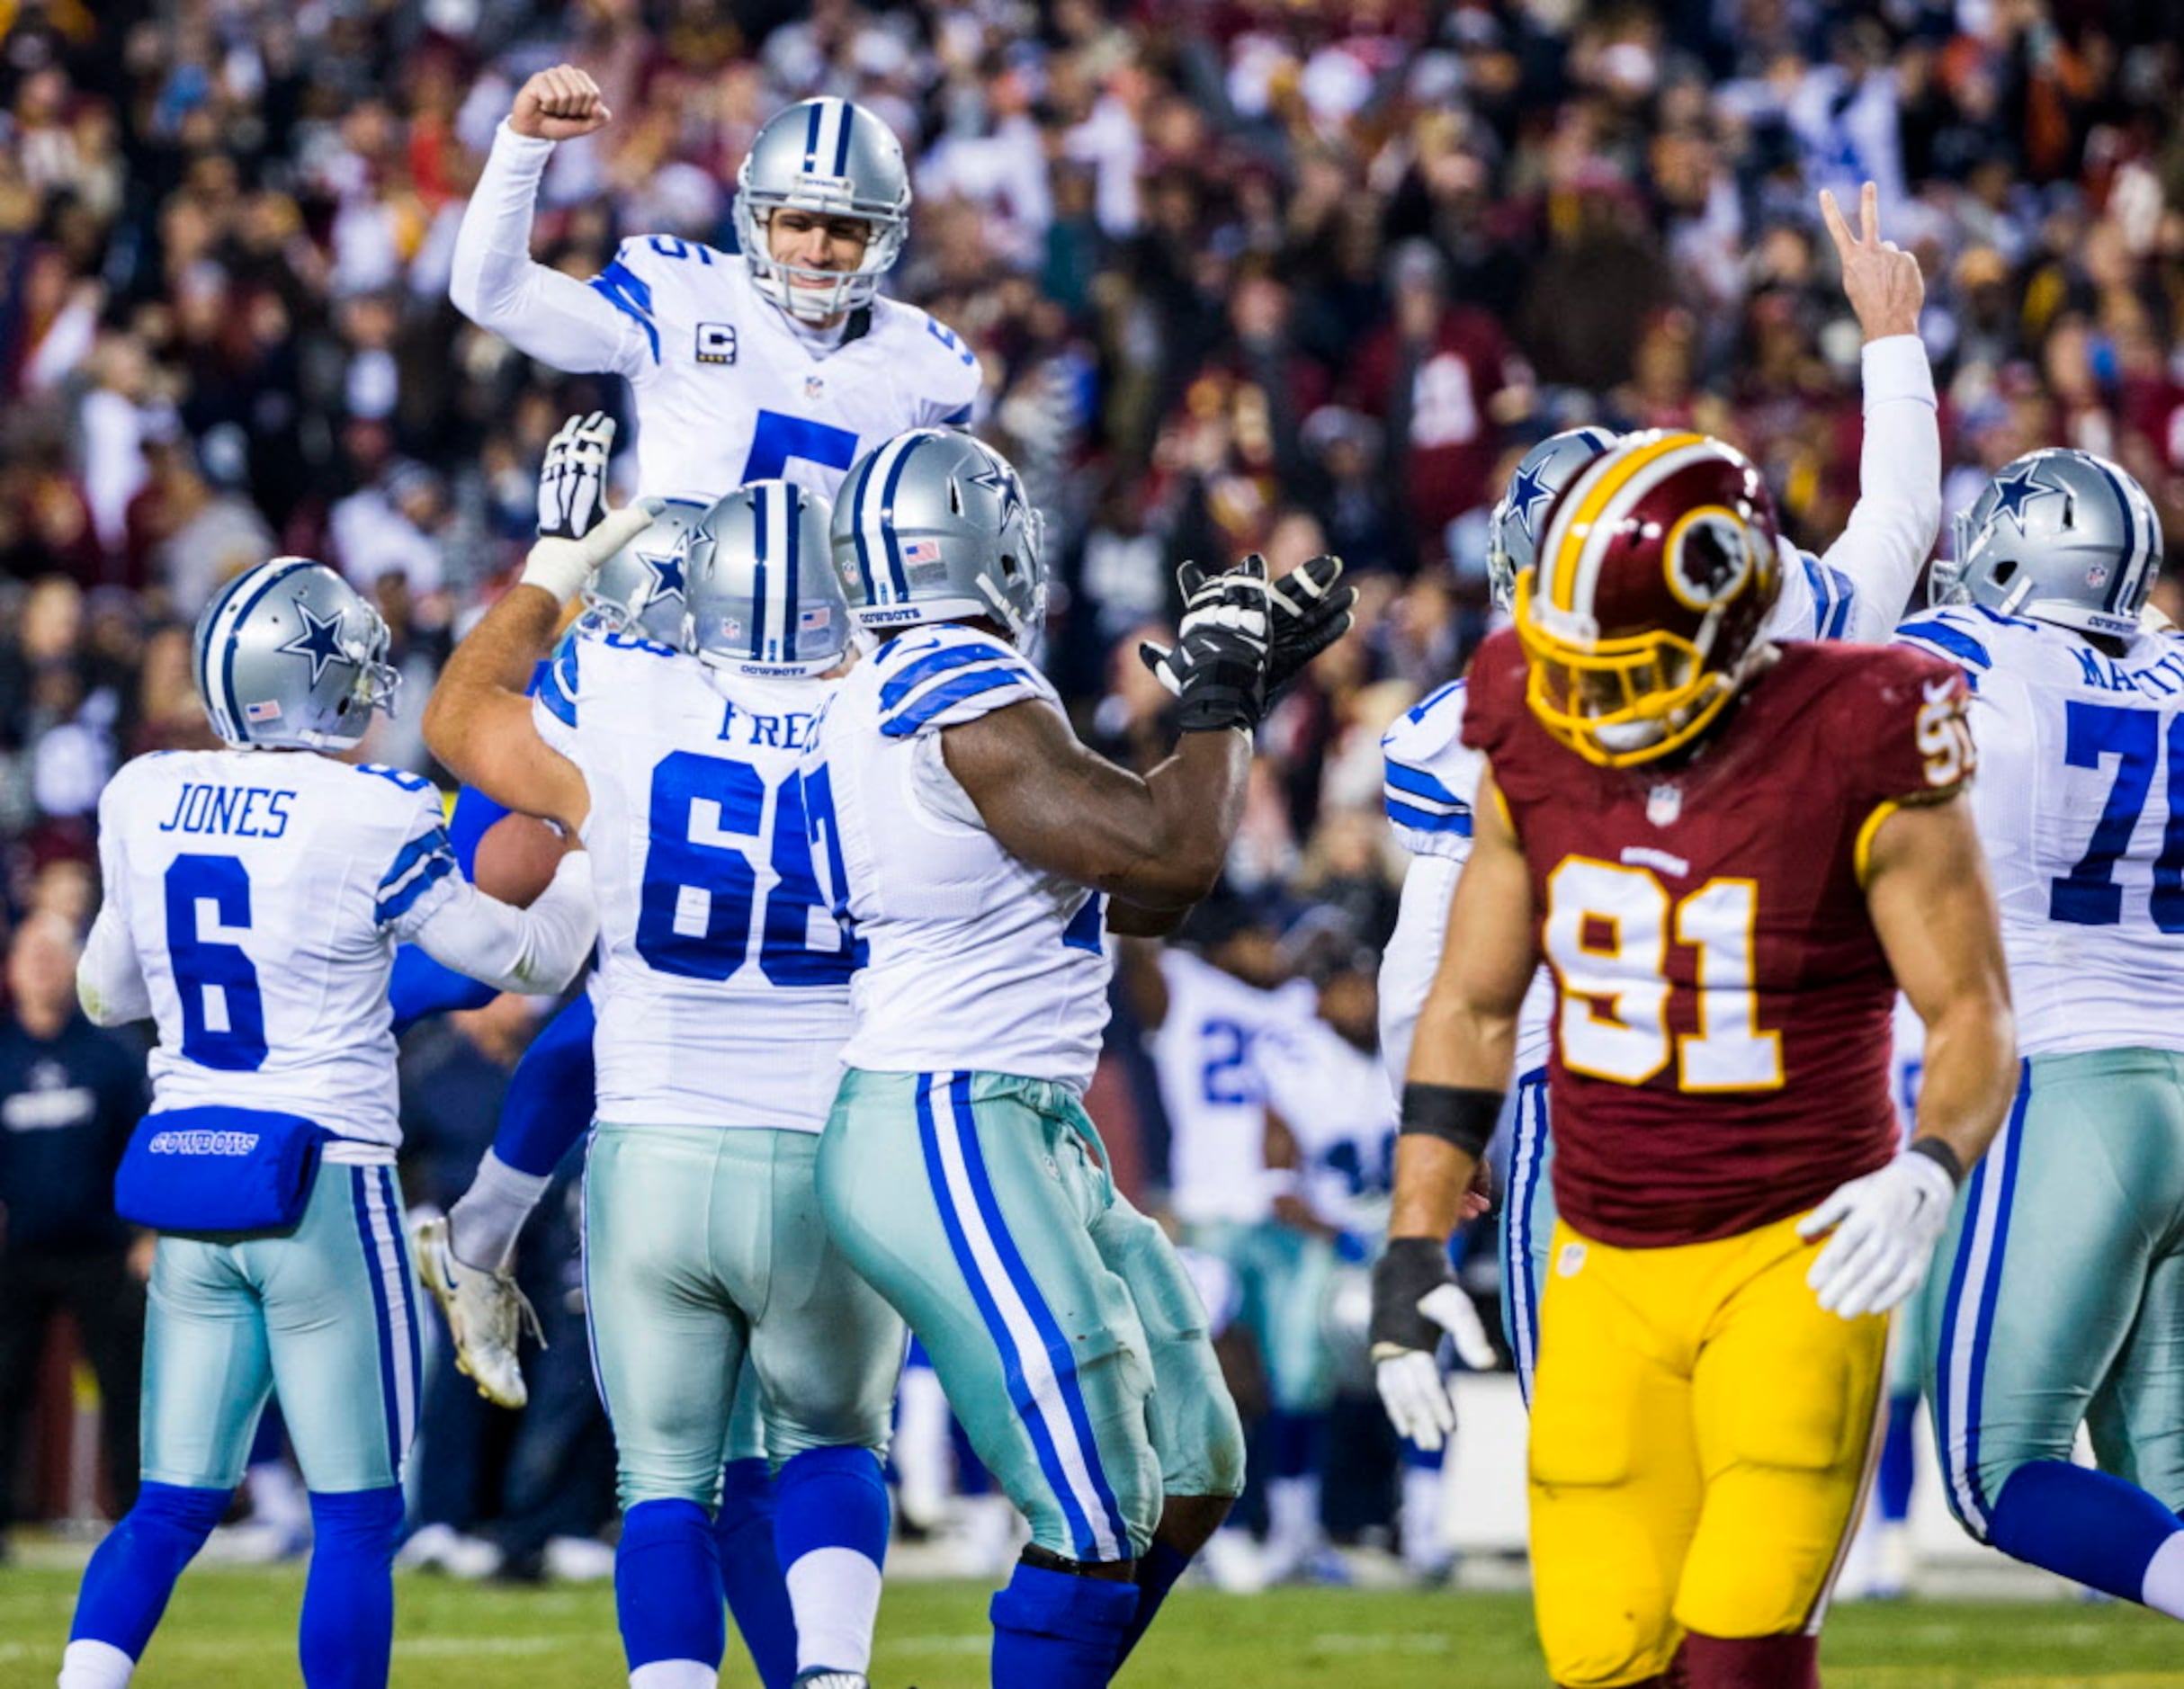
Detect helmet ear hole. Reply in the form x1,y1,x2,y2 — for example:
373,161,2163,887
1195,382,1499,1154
1987,559,2018,589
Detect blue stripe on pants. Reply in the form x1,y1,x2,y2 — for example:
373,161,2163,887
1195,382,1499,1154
1503,1069,1550,1408
1935,1061,2031,1535
914,1073,1126,1559
352,1169,403,1479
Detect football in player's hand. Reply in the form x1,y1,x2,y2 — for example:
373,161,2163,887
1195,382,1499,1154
471,813,569,907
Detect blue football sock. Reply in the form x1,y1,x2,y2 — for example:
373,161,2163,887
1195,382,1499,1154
1877,1390,1919,1524
300,1487,404,1689
1263,1408,1326,1482
1114,1541,1190,1667
989,1562,1136,1689
618,1499,725,1675
715,1461,796,1689
492,994,597,1178
68,1481,228,1661
1401,1436,1446,1472
1987,1460,2184,1609
776,1446,889,1673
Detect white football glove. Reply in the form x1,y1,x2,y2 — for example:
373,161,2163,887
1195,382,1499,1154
1373,1283,1500,1453
1797,1146,1959,1319
522,412,660,604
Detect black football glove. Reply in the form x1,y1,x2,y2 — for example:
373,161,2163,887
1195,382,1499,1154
1136,556,1273,732
1265,553,1356,694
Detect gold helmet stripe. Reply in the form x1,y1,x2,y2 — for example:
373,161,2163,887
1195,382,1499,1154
1544,432,1709,613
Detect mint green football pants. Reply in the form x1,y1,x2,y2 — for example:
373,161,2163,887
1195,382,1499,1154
144,1161,419,1493
1924,1050,2184,1539
584,1123,906,1512
818,1069,1246,1563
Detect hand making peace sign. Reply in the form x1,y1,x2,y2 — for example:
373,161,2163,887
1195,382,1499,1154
1821,179,1926,344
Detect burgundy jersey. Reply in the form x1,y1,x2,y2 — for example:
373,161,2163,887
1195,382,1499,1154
1463,630,1975,1247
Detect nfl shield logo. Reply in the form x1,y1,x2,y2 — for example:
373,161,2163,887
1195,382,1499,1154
804,375,825,400
2087,563,2112,589
1646,783,1682,827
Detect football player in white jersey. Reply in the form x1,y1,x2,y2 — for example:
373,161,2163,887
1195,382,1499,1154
1895,449,2184,1620
801,428,1353,1685
58,561,596,1689
452,67,980,506
422,423,901,1689
1372,183,1945,1445
432,69,981,1427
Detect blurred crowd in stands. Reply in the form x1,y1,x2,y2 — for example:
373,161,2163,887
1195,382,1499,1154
4,0,2184,1547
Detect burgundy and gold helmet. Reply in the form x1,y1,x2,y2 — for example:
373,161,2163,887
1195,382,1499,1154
1514,431,1781,767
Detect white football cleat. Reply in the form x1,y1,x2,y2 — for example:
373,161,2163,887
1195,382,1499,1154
412,1215,542,1410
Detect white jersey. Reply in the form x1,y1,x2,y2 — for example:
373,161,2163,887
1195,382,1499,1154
1152,949,1315,1227
452,124,980,505
535,627,852,1130
804,623,1109,1087
1258,1017,1400,1238
1895,603,2184,1056
89,750,464,1148
1376,337,1943,1091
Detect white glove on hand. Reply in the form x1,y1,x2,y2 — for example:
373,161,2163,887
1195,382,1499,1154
1798,1146,1959,1319
1375,1349,1458,1452
521,412,661,604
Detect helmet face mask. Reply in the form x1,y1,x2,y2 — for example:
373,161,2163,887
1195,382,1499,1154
1516,433,1781,768
829,431,1046,645
1936,448,2162,639
680,480,849,678
735,98,910,325
192,559,401,752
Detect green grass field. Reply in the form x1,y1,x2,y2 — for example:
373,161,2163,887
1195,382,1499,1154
2,1568,2180,1686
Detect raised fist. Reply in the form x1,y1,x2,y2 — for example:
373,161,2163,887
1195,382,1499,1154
509,65,612,143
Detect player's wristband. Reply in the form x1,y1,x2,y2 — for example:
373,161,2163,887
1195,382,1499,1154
1907,1136,1965,1189
1399,1083,1504,1160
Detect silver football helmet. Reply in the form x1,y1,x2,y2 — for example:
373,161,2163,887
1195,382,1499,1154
586,496,706,645
1486,425,1621,609
1935,448,2163,639
734,97,910,324
192,559,398,751
830,430,1046,643
682,480,849,677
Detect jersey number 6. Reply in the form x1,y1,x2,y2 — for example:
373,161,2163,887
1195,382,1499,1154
166,854,269,1071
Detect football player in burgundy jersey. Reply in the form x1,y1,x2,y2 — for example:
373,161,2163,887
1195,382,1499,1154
1370,433,2018,1689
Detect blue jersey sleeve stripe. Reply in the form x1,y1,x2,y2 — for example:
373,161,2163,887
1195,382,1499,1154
1897,619,1993,671
880,643,1020,711
587,261,660,363
1823,564,1855,639
1386,797,1473,836
377,851,455,924
1383,760,1466,809
537,639,580,727
881,667,1037,737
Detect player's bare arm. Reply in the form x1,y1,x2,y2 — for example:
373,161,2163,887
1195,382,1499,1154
1391,770,1538,1241
1369,770,1529,1448
1864,794,2018,1175
943,704,1250,911
1799,789,2018,1318
423,414,653,833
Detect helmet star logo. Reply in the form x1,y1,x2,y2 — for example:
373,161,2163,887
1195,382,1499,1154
278,603,348,685
965,462,1026,528
1988,460,2061,534
637,546,685,607
1508,460,1557,540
